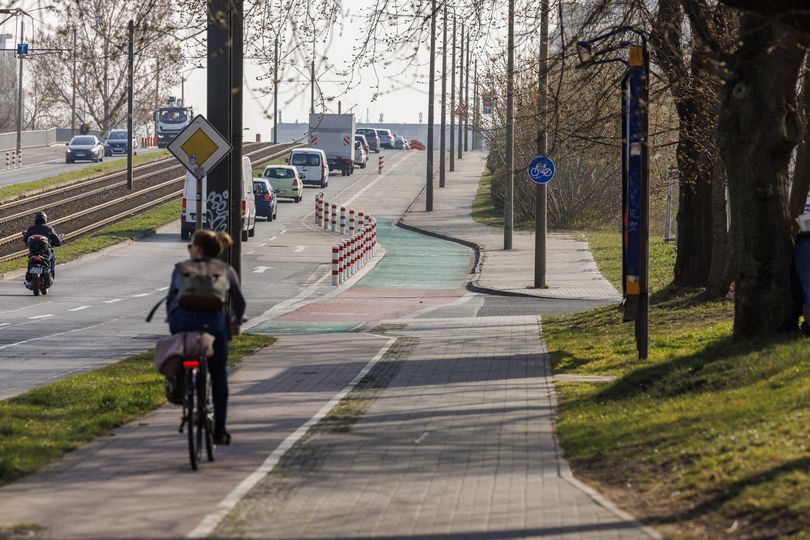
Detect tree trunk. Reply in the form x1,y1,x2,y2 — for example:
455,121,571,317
790,65,810,221
706,160,732,298
717,17,807,338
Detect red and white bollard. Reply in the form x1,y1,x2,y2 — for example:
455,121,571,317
16,150,21,169
315,193,322,225
323,200,330,230
330,203,337,232
332,245,340,286
339,207,347,234
378,155,384,174
348,209,355,236
358,211,365,229
5,152,9,170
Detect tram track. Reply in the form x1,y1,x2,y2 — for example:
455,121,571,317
0,142,301,263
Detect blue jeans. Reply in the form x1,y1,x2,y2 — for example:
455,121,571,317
50,252,56,277
169,308,230,434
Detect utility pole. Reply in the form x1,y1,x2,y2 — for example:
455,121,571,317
534,0,549,286
473,59,478,151
126,20,134,190
273,35,279,143
155,56,160,110
457,22,464,161
449,15,455,174
15,17,24,155
229,0,244,278
310,43,315,114
504,0,515,250
464,31,470,152
207,0,232,259
426,0,436,212
71,27,77,136
439,3,447,189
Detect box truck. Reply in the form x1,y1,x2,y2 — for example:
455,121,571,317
308,113,356,176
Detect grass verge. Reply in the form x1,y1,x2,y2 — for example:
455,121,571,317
0,334,276,486
471,168,533,231
0,198,181,275
543,231,810,538
0,150,170,201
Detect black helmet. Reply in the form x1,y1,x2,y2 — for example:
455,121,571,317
34,211,47,224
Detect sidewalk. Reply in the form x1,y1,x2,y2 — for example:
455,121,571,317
401,153,621,301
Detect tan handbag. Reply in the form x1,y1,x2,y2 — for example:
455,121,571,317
153,331,215,376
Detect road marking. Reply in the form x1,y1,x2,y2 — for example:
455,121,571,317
28,314,54,320
414,431,429,444
341,152,410,207
0,320,112,351
186,337,397,539
253,266,272,274
131,293,150,298
293,245,306,253
268,236,278,241
279,229,287,235
0,323,10,327
0,301,54,315
103,298,122,304
156,286,169,291
68,305,91,312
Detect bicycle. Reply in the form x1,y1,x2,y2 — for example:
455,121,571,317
179,353,215,470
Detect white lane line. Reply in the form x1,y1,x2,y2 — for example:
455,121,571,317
0,301,54,315
68,305,91,312
131,293,150,298
341,153,410,207
279,229,287,235
0,323,11,327
0,320,111,351
253,266,271,274
103,298,122,304
28,314,54,320
186,337,397,539
268,236,277,242
293,245,306,253
156,286,169,291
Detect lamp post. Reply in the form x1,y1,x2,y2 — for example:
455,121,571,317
577,27,650,360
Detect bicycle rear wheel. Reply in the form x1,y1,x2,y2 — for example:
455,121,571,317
203,364,215,462
185,369,202,471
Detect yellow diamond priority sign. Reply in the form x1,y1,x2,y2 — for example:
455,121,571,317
167,115,232,180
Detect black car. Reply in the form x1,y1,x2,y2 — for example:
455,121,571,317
66,135,104,163
104,129,138,157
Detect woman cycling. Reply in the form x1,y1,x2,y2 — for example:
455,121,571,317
166,230,246,445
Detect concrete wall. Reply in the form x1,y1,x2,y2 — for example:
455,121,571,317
0,128,104,151
272,122,481,151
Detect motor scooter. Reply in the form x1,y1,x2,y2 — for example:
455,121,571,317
22,233,62,296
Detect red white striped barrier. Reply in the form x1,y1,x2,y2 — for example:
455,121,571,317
323,199,330,230
378,155,384,174
330,203,337,232
316,200,380,285
17,150,21,168
332,244,340,286
348,209,355,236
5,152,9,170
340,207,347,234
315,192,323,225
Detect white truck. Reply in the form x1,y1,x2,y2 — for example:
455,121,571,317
155,97,193,148
308,113,356,176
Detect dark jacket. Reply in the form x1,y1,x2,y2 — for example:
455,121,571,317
23,224,61,248
165,258,247,322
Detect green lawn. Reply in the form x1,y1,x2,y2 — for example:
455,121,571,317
0,150,170,201
0,334,276,485
544,231,810,538
0,199,181,275
471,169,534,231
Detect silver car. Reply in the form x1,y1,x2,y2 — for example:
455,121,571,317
66,135,104,163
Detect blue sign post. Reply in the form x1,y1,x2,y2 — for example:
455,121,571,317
528,155,555,184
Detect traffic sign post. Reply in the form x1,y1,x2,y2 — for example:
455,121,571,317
168,115,233,233
528,155,555,184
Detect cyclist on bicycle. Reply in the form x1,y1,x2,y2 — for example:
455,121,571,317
166,230,246,445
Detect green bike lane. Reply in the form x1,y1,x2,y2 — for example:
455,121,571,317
250,218,473,335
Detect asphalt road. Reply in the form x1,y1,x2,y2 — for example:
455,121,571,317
0,145,161,189
0,148,423,400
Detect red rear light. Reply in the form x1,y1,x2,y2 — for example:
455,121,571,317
33,256,42,262
321,162,325,174
183,360,199,368
264,193,271,201
241,199,246,217
182,198,186,210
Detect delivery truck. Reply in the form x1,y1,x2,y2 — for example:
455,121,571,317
308,113,356,176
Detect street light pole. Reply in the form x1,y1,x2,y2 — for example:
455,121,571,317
273,35,279,144
449,15,455,174
229,0,244,278
426,0,436,212
15,17,24,155
439,3,447,189
71,27,77,136
457,22,464,161
504,0,514,250
464,31,470,153
534,0,548,287
126,19,134,190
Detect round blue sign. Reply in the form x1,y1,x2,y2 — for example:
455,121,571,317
528,156,555,184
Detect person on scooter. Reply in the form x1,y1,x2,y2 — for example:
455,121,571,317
23,211,61,281
165,229,246,446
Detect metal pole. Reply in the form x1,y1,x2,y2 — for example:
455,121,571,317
181,78,185,105
504,0,514,250
273,35,279,143
664,164,673,241
473,59,478,150
638,44,650,360
534,0,548,287
426,0,436,212
439,3,447,189
449,15,455,174
126,20,134,190
457,22,464,161
229,0,244,278
310,47,315,115
71,27,76,136
15,17,24,155
155,57,160,110
464,31,470,153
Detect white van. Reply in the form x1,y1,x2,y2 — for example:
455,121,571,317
180,157,257,241
288,148,329,188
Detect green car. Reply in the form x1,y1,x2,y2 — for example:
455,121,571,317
262,165,304,203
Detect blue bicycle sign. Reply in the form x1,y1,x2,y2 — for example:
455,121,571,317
528,156,555,184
